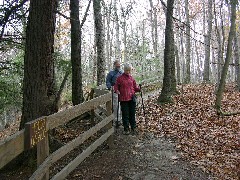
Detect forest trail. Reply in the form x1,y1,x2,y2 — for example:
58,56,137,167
66,129,212,180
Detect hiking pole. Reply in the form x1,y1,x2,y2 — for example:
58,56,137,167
111,87,114,113
116,94,120,128
139,84,146,116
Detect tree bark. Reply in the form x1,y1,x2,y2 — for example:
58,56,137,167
203,0,213,82
215,0,237,112
220,0,226,82
193,21,201,82
20,0,57,129
234,21,240,91
175,45,180,84
106,0,112,71
19,0,57,171
93,0,105,86
213,0,223,84
70,0,84,105
122,19,127,62
113,0,121,61
149,0,158,58
158,0,176,104
54,67,71,109
184,0,191,84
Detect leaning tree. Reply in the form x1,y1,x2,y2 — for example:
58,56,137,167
215,0,238,114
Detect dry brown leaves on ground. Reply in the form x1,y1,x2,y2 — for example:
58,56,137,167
137,84,240,180
0,118,21,141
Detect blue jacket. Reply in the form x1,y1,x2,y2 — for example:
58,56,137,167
106,69,122,89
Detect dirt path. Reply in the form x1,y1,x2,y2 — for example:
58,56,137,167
67,127,213,180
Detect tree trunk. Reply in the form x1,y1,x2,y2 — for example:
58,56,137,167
211,47,217,82
213,0,223,84
70,0,84,105
220,0,226,82
175,0,181,84
203,0,213,82
149,0,158,58
158,0,176,104
234,21,240,91
193,21,201,82
113,0,121,61
153,3,158,57
93,0,105,86
184,0,191,84
180,29,185,82
122,19,127,62
176,0,184,83
20,0,57,129
19,0,57,171
141,19,147,80
54,68,71,109
215,0,237,112
105,0,112,71
175,45,180,84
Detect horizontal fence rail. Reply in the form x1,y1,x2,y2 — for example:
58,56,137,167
51,127,114,180
0,91,113,180
0,130,25,169
47,92,111,130
30,114,114,180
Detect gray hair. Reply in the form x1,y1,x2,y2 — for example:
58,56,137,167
124,64,132,71
113,60,120,65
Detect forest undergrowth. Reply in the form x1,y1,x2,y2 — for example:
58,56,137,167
137,83,240,180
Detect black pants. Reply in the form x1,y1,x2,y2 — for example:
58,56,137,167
120,100,136,131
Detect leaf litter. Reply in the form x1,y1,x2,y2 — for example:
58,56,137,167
137,84,240,180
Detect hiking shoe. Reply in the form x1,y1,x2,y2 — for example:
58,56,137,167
131,128,139,135
123,130,130,135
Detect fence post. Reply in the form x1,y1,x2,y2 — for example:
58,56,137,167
24,117,49,180
106,100,113,148
37,136,49,180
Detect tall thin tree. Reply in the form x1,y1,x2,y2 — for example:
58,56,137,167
158,0,176,104
149,0,158,58
93,0,105,86
70,0,84,105
215,0,237,113
113,0,121,61
234,24,240,91
203,0,213,82
184,0,191,83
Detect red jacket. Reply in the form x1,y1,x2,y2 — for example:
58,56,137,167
114,73,141,102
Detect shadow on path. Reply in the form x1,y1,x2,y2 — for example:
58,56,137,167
68,128,212,180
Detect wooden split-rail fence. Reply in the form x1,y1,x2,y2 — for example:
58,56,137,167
0,87,112,180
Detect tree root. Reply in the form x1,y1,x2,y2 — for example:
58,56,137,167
217,108,240,116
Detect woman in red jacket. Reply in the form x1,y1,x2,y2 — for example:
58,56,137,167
114,64,141,135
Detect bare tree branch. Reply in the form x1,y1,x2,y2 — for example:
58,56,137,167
159,0,217,43
80,0,92,29
0,0,28,39
56,0,91,26
56,10,76,21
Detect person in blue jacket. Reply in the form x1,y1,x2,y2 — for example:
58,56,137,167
106,60,122,126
